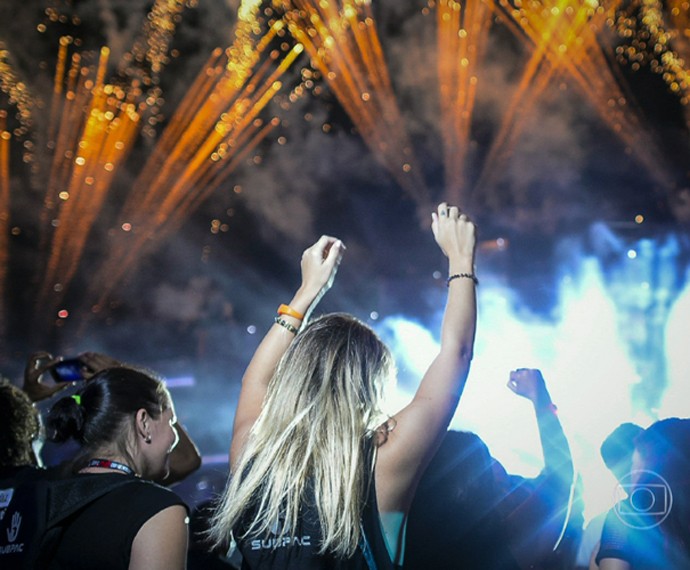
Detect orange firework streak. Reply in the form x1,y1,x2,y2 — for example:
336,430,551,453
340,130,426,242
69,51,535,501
35,0,189,321
275,0,430,207
85,10,302,312
472,0,674,206
436,0,493,206
36,45,142,315
0,112,9,332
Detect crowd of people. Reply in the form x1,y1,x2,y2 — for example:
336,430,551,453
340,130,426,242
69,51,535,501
1,202,688,569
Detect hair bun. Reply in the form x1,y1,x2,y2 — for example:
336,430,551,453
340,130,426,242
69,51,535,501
46,392,86,443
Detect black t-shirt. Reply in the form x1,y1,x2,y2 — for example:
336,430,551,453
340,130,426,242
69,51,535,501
1,466,49,569
48,474,187,570
596,505,690,570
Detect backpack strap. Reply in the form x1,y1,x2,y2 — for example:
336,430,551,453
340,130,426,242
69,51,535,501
33,475,139,567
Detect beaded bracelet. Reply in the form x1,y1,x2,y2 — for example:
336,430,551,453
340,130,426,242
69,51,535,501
274,316,299,334
277,303,304,321
447,273,479,286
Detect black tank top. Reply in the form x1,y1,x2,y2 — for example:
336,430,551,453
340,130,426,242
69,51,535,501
234,468,395,570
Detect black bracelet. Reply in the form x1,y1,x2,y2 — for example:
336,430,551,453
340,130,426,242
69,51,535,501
274,316,299,334
447,273,479,286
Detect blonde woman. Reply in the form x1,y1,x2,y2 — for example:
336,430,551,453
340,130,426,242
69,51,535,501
211,202,477,568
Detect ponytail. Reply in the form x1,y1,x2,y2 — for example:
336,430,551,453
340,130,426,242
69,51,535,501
46,393,85,443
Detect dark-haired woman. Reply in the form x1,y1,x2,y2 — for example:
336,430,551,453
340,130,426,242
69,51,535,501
45,366,190,570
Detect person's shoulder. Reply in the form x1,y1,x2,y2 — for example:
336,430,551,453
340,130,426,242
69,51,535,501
125,477,182,494
108,477,189,510
101,475,175,495
50,474,189,525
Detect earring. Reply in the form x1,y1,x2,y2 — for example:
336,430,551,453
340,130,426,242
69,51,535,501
145,434,152,444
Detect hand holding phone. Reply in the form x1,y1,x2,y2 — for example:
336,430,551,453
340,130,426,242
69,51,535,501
24,351,122,401
23,352,69,402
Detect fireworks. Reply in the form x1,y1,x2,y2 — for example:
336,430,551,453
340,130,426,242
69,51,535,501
83,0,303,312
117,0,193,137
0,0,689,336
27,0,194,321
0,112,9,335
436,0,493,205
0,46,34,142
274,0,430,207
612,0,690,107
36,41,143,317
471,0,675,205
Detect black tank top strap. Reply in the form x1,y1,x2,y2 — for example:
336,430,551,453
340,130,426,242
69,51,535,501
359,438,395,570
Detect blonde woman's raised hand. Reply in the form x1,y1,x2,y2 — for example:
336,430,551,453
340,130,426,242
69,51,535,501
299,235,345,304
431,202,476,261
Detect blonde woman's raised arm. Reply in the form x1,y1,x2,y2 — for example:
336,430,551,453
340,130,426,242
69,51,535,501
377,203,477,510
230,235,345,467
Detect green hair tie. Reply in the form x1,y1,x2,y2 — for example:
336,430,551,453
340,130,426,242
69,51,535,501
71,394,81,406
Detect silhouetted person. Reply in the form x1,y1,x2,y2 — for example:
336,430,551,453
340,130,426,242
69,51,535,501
575,423,643,569
492,368,580,570
0,378,42,474
405,430,520,569
597,418,690,570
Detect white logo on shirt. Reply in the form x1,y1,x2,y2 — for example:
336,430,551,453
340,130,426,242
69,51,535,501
0,489,14,509
251,535,312,550
7,512,21,542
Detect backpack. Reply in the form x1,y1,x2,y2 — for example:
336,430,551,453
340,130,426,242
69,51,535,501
0,468,135,569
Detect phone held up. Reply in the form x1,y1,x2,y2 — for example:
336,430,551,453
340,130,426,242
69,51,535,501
49,358,86,382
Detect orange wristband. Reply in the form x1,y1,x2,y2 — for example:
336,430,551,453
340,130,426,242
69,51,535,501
278,304,304,321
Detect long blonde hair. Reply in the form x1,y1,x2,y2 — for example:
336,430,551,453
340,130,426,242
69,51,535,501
210,313,394,558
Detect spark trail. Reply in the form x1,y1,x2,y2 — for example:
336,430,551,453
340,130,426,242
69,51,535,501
0,112,9,335
36,43,142,317
471,0,675,207
613,0,689,109
34,0,189,322
436,0,493,206
84,1,303,313
116,0,192,137
275,0,430,209
0,45,34,140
